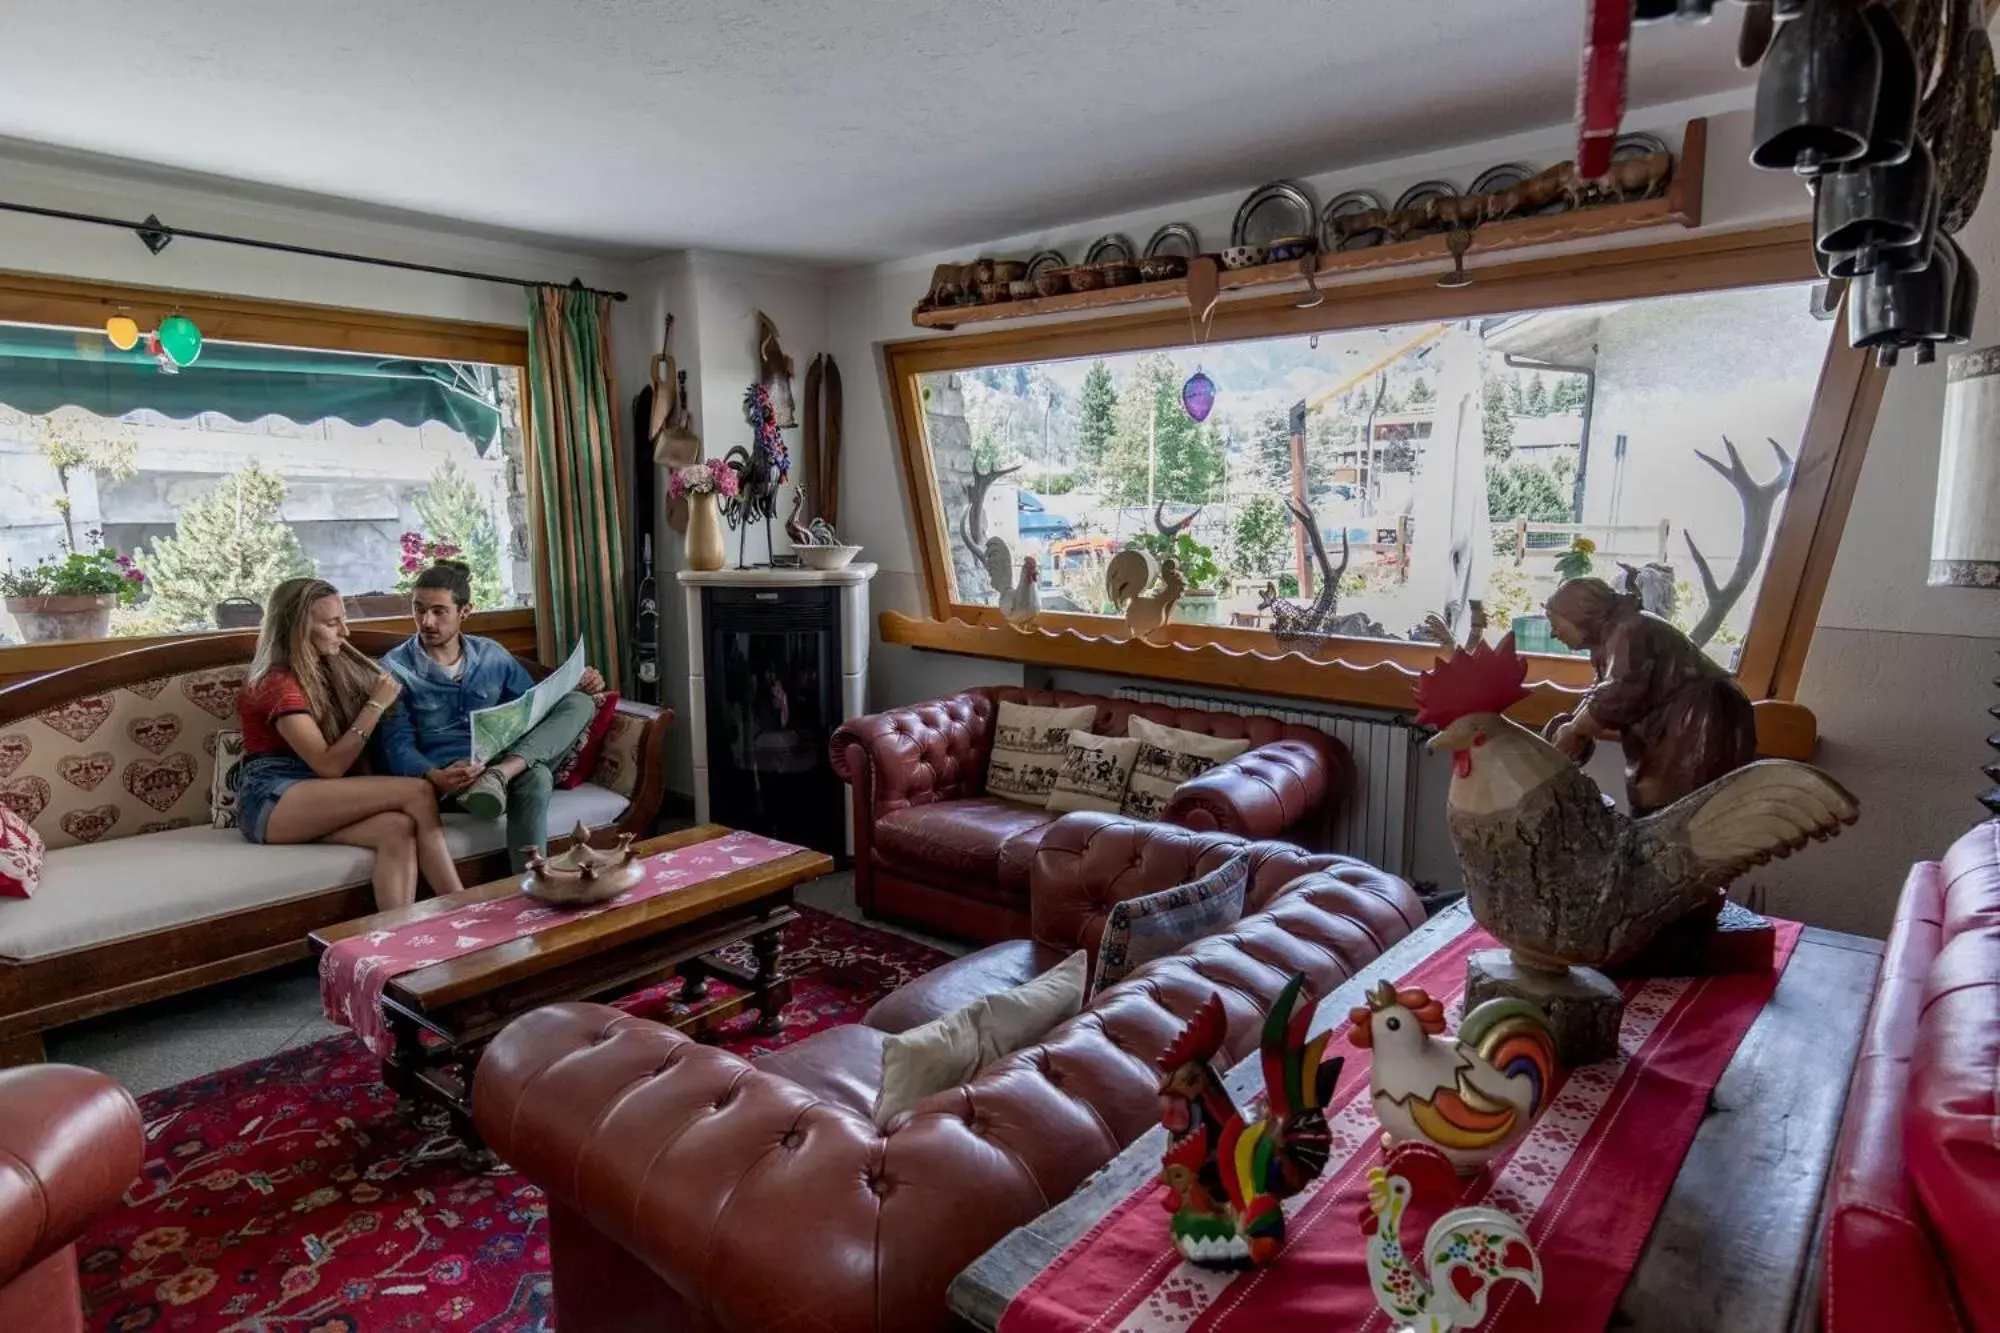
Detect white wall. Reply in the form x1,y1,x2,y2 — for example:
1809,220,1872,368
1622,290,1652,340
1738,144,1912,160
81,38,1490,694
0,146,632,324
824,101,2000,936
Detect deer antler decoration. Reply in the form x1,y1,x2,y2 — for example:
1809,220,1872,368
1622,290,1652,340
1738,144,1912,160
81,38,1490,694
1154,502,1203,539
960,457,1024,589
1684,436,1794,646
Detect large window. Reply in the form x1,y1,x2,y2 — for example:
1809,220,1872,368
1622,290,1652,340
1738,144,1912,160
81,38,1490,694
886,227,1876,710
0,300,532,649
917,283,1830,669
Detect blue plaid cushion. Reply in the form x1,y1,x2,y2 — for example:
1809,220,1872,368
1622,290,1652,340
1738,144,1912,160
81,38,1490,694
1091,851,1250,996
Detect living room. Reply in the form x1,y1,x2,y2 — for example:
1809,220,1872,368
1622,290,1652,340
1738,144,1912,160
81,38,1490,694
1,2,1995,1331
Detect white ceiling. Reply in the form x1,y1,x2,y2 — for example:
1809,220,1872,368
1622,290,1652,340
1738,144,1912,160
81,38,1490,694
0,1,1755,263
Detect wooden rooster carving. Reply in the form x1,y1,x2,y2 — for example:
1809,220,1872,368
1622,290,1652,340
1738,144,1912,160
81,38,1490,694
1362,1141,1543,1333
1348,983,1556,1175
1417,636,1858,973
1157,976,1344,1268
1107,551,1184,642
984,538,1040,628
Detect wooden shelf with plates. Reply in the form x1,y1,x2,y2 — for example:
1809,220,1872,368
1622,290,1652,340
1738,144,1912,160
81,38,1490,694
876,605,1817,762
912,118,1707,332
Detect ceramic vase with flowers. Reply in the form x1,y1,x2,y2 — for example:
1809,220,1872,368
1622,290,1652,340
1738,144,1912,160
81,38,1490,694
0,536,146,643
670,458,740,572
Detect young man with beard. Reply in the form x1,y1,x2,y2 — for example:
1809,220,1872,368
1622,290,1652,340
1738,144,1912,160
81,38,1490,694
377,560,605,869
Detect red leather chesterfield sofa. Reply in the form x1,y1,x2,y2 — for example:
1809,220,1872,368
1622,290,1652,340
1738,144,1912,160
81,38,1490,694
829,686,1349,942
0,1064,144,1332
475,812,1420,1333
1822,820,2000,1332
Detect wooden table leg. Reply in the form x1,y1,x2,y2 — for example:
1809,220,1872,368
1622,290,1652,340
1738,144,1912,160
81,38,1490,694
0,1031,44,1068
751,923,790,1033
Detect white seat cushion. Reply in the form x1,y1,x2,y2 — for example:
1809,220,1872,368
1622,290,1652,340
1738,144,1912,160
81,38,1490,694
0,784,630,962
439,784,629,859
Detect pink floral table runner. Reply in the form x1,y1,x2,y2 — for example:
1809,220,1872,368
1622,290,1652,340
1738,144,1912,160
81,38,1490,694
319,830,807,1057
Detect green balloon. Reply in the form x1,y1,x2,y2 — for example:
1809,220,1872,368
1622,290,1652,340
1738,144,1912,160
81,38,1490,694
158,314,203,367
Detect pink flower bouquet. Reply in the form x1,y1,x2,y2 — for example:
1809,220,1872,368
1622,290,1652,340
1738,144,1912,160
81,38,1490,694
668,458,739,500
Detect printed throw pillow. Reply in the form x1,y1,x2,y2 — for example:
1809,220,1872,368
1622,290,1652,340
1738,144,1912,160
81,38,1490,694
552,692,621,790
874,951,1088,1128
1092,852,1251,997
1046,733,1143,815
210,729,248,831
985,702,1097,807
0,804,44,899
1120,715,1253,822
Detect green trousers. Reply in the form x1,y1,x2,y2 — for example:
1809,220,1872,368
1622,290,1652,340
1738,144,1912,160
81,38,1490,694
458,690,597,873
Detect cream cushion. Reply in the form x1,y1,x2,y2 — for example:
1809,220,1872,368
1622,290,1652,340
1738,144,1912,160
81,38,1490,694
985,703,1097,807
1120,716,1252,822
1046,733,1142,815
0,783,628,962
873,950,1088,1127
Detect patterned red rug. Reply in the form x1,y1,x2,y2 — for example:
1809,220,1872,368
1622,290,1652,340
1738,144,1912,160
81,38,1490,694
79,905,951,1333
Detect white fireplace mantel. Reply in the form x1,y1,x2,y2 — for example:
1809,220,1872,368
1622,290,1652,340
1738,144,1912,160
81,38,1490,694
678,563,876,849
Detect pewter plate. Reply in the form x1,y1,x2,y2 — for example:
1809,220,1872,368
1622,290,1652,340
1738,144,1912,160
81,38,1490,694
1024,249,1067,278
1470,162,1539,195
1321,190,1389,250
1613,133,1670,160
1083,233,1137,264
1393,179,1463,214
1144,223,1201,258
1232,180,1317,247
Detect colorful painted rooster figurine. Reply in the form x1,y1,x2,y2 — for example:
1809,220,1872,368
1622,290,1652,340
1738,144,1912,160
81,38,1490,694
1156,975,1344,1267
1362,1140,1543,1333
1348,983,1557,1175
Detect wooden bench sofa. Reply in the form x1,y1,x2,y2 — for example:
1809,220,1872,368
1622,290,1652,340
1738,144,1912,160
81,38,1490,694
0,629,671,1065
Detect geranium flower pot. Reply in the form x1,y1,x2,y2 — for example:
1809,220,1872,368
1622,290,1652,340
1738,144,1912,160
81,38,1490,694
3,593,115,643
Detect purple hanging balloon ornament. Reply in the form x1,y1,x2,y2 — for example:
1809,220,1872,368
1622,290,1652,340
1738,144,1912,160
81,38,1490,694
1182,367,1216,423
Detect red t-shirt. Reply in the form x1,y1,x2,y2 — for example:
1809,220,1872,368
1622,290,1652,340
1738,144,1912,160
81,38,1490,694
238,670,312,757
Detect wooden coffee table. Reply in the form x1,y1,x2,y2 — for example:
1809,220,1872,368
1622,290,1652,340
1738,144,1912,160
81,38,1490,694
309,823,833,1147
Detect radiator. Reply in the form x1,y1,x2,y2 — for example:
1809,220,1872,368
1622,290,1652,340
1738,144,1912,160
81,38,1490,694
1112,687,1420,878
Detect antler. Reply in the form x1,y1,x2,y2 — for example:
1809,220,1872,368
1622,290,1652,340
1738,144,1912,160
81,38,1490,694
960,457,1024,566
1684,437,1794,646
1155,502,1202,538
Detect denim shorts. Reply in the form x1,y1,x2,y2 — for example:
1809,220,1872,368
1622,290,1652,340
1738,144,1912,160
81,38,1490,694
237,754,318,844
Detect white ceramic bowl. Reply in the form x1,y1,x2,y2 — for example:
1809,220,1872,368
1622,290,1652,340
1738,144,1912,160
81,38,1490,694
796,544,862,570
1221,244,1270,270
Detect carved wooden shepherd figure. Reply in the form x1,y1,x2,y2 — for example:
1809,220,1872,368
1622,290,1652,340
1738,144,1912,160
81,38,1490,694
1540,577,1756,816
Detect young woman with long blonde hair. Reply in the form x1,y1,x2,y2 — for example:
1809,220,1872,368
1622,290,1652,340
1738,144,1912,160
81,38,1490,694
234,577,465,909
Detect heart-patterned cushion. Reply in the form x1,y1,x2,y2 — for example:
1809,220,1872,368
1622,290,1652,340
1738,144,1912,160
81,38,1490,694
0,666,247,849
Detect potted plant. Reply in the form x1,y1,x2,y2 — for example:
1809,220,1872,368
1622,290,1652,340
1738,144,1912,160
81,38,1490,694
0,537,145,643
669,459,740,572
1131,531,1226,625
346,532,465,620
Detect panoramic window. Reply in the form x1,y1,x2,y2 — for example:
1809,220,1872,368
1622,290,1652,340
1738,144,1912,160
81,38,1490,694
912,282,1835,668
0,321,530,646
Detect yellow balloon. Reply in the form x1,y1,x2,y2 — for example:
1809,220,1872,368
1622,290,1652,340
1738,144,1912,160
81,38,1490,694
105,316,140,351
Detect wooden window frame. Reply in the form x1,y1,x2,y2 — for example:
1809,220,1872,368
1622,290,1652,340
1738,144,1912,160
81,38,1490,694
0,268,541,678
881,221,1882,715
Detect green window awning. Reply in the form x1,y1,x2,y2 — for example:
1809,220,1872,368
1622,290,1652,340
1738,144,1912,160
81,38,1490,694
0,325,504,450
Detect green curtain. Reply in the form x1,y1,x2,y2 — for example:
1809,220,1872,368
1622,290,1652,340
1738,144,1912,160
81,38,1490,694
525,286,628,689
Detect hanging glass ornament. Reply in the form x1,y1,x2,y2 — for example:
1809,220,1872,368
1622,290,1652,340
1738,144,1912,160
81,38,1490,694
104,315,140,351
1182,367,1216,423
157,313,203,367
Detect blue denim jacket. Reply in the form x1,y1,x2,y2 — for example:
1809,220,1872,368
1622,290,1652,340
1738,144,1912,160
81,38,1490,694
376,634,535,776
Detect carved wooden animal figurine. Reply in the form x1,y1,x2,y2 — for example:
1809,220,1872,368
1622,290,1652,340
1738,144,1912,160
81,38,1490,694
1347,982,1556,1175
1157,977,1343,1268
1114,557,1184,642
984,538,1040,628
1418,636,1857,1061
1257,498,1351,649
1362,1140,1543,1333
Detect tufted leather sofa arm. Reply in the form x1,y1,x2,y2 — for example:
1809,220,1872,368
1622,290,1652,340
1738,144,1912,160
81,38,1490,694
1027,811,1419,965
1162,735,1346,840
0,1064,143,1293
478,822,1421,1332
